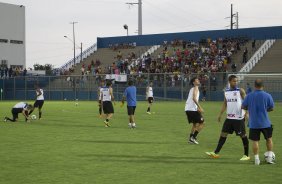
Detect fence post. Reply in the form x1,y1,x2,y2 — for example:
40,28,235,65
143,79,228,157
13,77,15,100
181,74,184,101
164,73,167,100
1,79,4,100
25,77,27,100
48,76,51,100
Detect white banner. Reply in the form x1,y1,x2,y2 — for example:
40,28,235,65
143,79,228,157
105,74,127,82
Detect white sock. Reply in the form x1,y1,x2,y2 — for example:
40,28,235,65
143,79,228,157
132,123,136,126
254,154,259,160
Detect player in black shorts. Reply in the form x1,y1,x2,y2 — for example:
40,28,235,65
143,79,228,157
206,75,249,161
146,82,154,114
29,85,44,119
4,102,33,122
97,80,105,118
101,81,115,127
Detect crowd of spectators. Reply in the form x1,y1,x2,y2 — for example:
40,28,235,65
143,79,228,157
0,65,27,78
101,37,249,87
57,37,250,89
109,42,136,50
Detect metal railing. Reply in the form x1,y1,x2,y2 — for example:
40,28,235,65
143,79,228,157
60,43,97,71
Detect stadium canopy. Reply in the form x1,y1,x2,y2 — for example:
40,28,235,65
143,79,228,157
97,26,282,48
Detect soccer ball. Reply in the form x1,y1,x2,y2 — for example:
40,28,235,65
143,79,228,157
31,114,37,120
264,151,275,163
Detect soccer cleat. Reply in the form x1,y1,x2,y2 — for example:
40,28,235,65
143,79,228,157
188,137,199,145
104,121,110,127
205,152,220,158
255,158,260,165
146,111,151,115
266,161,275,164
131,123,136,128
240,155,250,161
128,123,132,128
4,117,7,122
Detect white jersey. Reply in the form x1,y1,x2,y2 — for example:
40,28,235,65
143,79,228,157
225,88,245,120
101,87,112,102
14,102,28,109
147,86,153,98
185,87,199,111
98,86,103,100
36,89,44,100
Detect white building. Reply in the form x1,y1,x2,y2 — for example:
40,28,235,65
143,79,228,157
0,2,25,68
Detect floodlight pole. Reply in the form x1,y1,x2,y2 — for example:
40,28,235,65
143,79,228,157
70,22,78,65
126,0,142,35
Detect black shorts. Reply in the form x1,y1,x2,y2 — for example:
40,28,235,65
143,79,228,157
148,97,154,104
222,119,246,136
34,100,44,109
127,106,136,115
102,101,114,114
11,108,23,120
185,111,204,124
249,126,273,141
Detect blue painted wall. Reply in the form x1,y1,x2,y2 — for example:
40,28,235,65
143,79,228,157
97,26,282,48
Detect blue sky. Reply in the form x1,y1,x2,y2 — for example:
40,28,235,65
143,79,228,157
1,0,282,68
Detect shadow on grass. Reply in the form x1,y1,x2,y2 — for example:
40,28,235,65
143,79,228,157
76,153,245,164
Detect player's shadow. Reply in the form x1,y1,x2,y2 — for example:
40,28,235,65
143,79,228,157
76,153,243,164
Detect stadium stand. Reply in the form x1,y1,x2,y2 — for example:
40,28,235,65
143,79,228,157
250,40,282,73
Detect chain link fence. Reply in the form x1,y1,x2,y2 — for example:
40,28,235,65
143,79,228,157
1,72,282,101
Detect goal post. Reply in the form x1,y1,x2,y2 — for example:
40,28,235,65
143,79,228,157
228,73,282,93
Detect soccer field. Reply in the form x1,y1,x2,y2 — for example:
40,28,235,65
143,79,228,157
0,101,281,184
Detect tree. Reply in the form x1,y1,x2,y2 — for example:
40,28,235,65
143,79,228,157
33,63,54,75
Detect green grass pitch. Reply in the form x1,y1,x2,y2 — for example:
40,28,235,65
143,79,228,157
0,101,281,184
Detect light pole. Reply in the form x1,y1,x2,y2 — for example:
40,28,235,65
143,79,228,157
70,22,78,65
125,0,142,35
123,24,128,36
64,36,82,65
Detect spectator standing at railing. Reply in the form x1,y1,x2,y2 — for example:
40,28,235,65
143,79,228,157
81,64,85,75
242,48,248,63
252,40,256,52
117,51,122,60
4,67,8,78
0,67,4,78
23,68,27,76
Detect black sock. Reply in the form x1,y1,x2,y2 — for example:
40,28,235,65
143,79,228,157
99,107,102,115
241,136,249,156
214,136,227,154
28,110,34,115
6,117,15,122
189,133,193,139
193,131,199,139
147,107,150,112
106,119,109,122
39,112,42,118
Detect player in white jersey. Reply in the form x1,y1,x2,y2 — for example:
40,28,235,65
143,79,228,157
185,77,205,145
29,85,44,119
101,81,115,127
146,82,154,114
97,80,105,118
4,102,33,122
206,75,250,161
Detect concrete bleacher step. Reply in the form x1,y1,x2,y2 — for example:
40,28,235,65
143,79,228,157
251,39,282,73
71,46,150,75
